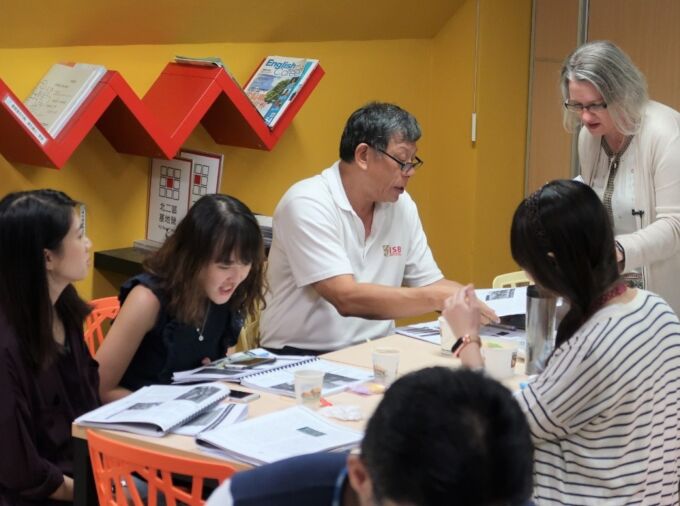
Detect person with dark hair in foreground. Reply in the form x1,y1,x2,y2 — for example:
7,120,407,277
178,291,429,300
96,194,267,403
206,367,534,506
261,101,497,355
0,189,100,505
448,180,680,504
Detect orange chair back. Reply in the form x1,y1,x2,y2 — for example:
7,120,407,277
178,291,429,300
84,296,120,356
87,430,236,506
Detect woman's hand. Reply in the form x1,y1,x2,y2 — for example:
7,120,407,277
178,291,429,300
443,284,482,338
443,285,484,369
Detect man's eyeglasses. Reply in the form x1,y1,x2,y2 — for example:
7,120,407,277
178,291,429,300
370,145,424,172
563,101,608,113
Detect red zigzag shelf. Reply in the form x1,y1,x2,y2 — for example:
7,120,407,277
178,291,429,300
0,62,325,169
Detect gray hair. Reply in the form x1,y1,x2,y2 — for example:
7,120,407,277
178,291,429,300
560,40,648,135
339,102,421,162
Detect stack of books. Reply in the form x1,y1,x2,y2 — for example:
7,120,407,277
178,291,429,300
243,56,319,128
24,62,107,138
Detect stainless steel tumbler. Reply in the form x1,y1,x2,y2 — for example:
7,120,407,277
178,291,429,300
525,285,557,375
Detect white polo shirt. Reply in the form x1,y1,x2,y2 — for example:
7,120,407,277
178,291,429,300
260,161,443,351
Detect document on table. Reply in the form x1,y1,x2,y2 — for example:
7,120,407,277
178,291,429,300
394,321,440,344
475,287,527,317
197,405,362,465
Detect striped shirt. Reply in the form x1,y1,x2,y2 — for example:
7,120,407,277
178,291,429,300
516,290,680,505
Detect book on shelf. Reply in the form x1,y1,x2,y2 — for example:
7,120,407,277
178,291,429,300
243,55,319,128
172,348,313,384
197,405,362,465
23,62,107,138
174,55,240,85
171,402,248,437
146,150,223,244
74,383,230,437
174,55,224,68
254,214,273,249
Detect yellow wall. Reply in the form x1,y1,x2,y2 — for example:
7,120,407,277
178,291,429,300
473,0,532,283
0,0,532,304
427,0,531,288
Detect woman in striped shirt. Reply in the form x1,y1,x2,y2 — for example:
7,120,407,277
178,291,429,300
445,180,680,504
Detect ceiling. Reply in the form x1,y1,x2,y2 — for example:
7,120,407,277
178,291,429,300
2,0,466,48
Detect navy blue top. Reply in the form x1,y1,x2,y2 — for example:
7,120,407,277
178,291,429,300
230,452,347,505
119,273,243,391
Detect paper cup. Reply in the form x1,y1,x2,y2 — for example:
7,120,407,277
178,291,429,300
438,316,457,355
372,347,400,387
481,345,517,380
294,369,324,408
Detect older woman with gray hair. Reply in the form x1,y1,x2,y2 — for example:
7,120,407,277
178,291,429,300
561,40,680,313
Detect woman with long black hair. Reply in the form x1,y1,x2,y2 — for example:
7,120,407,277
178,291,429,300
446,180,680,504
0,189,100,505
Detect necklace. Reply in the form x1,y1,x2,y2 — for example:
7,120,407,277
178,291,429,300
196,306,210,342
595,282,627,309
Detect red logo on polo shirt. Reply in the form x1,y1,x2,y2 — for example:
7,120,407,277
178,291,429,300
382,245,402,257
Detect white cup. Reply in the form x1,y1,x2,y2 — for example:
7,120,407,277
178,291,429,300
438,316,456,355
294,369,325,408
482,345,518,380
372,347,400,387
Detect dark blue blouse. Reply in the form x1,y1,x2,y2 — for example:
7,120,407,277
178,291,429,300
119,273,243,391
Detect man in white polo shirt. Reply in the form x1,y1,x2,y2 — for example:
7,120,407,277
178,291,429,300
260,102,496,354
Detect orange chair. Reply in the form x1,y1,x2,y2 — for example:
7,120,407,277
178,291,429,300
87,430,236,506
84,296,120,356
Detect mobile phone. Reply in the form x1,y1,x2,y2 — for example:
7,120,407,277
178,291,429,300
228,389,260,403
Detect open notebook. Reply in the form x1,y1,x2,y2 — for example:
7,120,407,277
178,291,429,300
75,383,230,437
172,350,373,397
239,357,373,397
197,405,362,465
172,348,308,384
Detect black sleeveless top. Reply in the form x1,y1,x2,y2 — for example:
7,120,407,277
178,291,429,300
119,273,243,391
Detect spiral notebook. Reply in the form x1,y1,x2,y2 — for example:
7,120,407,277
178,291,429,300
240,357,373,397
74,383,230,437
172,349,313,384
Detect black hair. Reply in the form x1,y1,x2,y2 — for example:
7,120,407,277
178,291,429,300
511,180,620,347
144,193,267,326
339,102,421,162
361,367,534,505
0,189,90,371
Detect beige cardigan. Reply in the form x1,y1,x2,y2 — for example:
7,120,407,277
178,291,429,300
579,100,680,314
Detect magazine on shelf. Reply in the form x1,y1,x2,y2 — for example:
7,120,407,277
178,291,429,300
243,55,318,128
171,402,248,437
174,55,224,68
74,383,230,437
172,348,309,384
24,62,107,138
197,405,362,465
